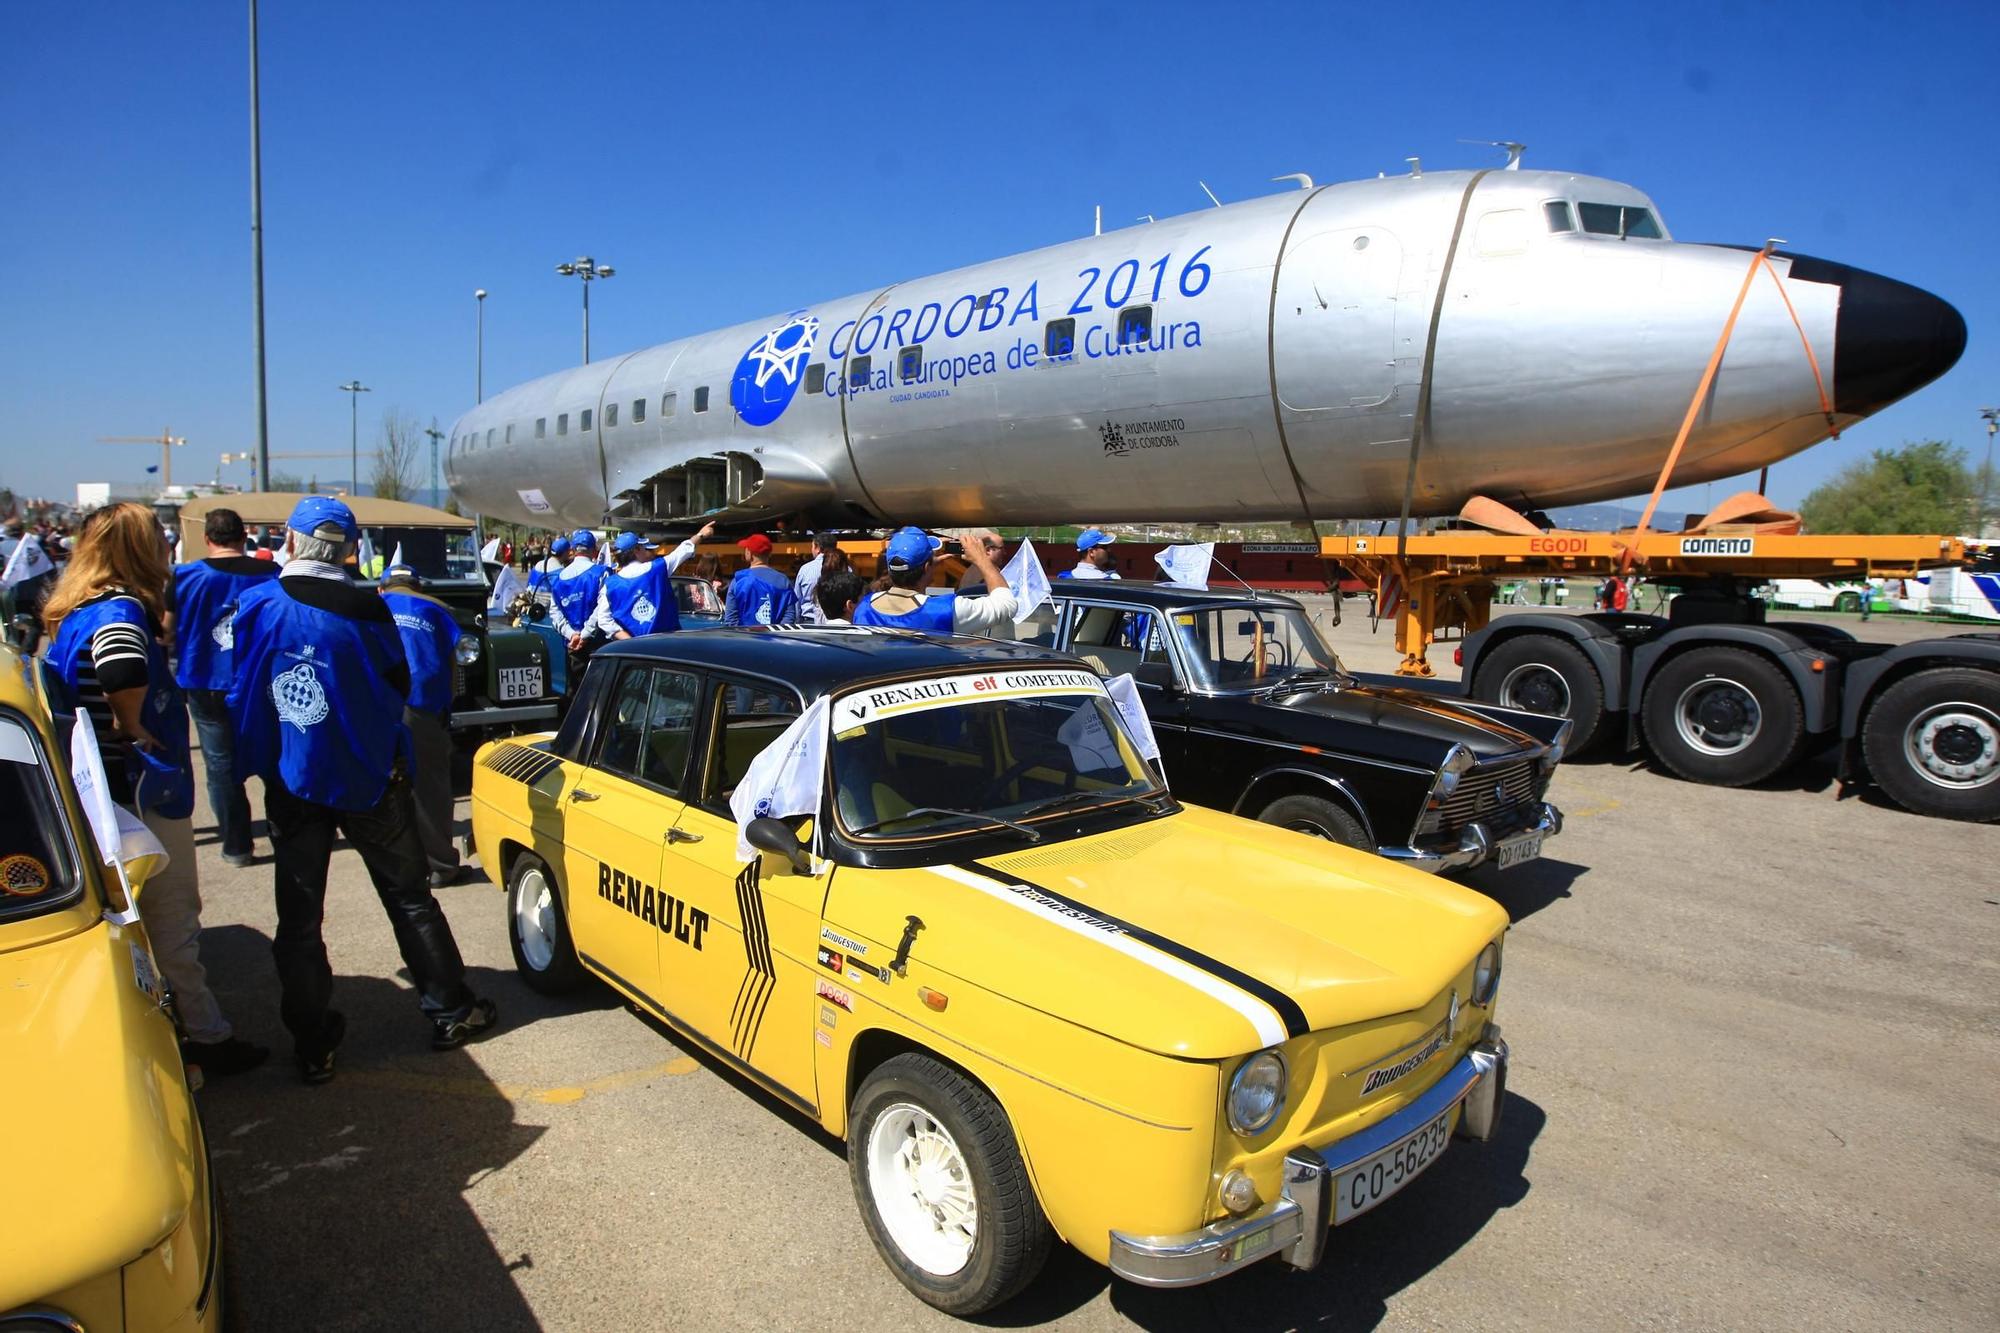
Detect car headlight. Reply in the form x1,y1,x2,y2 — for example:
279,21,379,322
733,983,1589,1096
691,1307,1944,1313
1226,1050,1287,1135
1435,744,1476,797
1473,940,1501,1005
454,637,482,666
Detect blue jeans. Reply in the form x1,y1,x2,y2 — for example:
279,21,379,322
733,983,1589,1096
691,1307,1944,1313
188,688,253,856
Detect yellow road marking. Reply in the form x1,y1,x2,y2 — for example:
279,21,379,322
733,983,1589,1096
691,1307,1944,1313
345,1055,700,1106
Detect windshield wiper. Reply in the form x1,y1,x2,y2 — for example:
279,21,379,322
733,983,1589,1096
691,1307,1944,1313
849,806,1042,842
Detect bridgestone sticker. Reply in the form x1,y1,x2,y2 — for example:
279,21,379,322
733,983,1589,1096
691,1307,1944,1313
1679,536,1755,556
831,668,1104,732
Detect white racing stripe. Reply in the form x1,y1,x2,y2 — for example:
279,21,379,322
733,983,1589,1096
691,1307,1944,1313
929,864,1287,1048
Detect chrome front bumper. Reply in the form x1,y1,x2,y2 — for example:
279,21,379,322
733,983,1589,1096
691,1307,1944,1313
1108,1031,1509,1289
1382,802,1562,874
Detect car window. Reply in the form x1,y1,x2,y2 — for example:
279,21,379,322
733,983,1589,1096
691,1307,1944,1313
700,679,804,810
1016,600,1061,648
1065,604,1170,679
1172,603,1345,691
0,711,82,921
594,665,701,795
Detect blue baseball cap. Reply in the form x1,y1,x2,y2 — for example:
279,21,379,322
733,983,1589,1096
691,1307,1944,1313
569,528,598,552
288,495,359,543
549,536,570,557
884,526,943,571
1077,528,1116,552
613,531,642,554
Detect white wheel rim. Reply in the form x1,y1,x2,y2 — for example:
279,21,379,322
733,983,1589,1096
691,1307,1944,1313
1904,703,2000,789
513,866,556,971
1675,677,1762,756
866,1102,978,1276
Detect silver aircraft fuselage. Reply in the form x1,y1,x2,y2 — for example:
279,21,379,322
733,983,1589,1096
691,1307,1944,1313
446,167,1964,532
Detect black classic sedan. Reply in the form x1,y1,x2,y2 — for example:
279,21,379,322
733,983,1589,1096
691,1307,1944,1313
1032,582,1569,873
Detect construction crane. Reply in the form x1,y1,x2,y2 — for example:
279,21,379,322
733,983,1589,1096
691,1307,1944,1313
98,429,186,487
217,450,351,487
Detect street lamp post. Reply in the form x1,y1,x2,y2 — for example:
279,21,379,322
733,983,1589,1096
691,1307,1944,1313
554,257,614,363
475,289,487,402
424,424,445,508
339,380,371,495
1981,407,1999,539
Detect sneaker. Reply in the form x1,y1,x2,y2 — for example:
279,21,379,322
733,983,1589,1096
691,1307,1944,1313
221,850,255,868
181,1035,270,1078
431,997,498,1051
298,1010,347,1086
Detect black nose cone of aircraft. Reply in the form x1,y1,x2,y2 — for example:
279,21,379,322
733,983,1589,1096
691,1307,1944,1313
1783,254,1967,418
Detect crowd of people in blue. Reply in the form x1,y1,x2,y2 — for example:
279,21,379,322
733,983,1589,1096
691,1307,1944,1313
33,491,1132,1087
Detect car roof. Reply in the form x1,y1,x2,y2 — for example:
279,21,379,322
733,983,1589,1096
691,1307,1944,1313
1048,580,1305,611
595,628,1089,696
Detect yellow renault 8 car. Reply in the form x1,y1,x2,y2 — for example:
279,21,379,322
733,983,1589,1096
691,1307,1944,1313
470,629,1511,1315
0,646,223,1332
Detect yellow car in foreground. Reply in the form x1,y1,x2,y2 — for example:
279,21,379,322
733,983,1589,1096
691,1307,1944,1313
471,629,1510,1315
0,648,223,1331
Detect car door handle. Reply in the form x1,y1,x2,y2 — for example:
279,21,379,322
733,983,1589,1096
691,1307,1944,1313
570,788,600,803
666,827,702,844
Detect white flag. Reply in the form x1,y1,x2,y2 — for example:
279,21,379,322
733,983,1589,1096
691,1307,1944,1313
68,708,166,882
487,561,527,614
479,536,502,563
2,534,53,587
389,542,404,570
357,532,377,574
1002,537,1052,626
1104,673,1164,777
1156,542,1214,589
729,694,830,863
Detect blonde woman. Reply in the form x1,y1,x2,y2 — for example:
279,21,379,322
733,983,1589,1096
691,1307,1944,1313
44,502,267,1077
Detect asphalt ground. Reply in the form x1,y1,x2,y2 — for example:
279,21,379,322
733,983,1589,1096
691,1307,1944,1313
185,603,2000,1331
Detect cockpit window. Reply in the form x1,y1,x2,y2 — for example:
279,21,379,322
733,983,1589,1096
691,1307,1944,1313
1578,202,1663,239
0,712,83,923
1543,200,1576,233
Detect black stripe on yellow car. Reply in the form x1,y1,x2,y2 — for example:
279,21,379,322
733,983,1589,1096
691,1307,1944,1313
481,742,563,787
729,860,777,1058
962,861,1312,1039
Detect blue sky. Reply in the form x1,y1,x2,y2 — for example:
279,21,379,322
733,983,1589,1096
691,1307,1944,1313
3,0,1995,517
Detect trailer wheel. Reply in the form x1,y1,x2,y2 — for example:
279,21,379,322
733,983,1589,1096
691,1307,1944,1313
1643,647,1806,786
1861,668,2000,821
1472,635,1606,752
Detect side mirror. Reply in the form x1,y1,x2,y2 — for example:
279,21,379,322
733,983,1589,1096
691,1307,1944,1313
745,816,812,874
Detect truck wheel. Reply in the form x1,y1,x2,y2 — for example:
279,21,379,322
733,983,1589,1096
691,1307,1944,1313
1833,590,1863,614
1861,668,2000,821
507,853,584,994
1643,647,1806,786
1257,794,1371,851
850,1053,1052,1315
1472,634,1606,752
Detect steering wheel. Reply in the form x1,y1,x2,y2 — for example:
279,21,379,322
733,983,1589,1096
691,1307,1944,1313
977,752,1073,806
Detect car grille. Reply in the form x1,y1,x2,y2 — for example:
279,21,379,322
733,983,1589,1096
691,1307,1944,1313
1434,757,1542,838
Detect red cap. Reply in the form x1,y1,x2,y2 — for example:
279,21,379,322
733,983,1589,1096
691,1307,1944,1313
737,533,773,556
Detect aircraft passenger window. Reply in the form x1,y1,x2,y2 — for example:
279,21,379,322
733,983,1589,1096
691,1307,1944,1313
1544,201,1575,232
485,428,496,447
662,391,677,418
805,363,825,395
505,424,514,444
898,346,922,382
1116,306,1152,347
1045,318,1076,359
631,398,646,423
604,402,618,427
580,408,593,432
557,414,568,436
536,418,547,439
693,386,710,414
1578,202,1662,239
848,355,871,385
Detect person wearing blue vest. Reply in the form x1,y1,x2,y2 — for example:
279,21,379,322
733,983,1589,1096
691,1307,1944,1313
590,523,710,639
172,505,280,865
1058,528,1121,580
724,532,800,626
379,563,465,888
43,501,267,1078
229,496,496,1083
853,526,1018,634
526,534,569,608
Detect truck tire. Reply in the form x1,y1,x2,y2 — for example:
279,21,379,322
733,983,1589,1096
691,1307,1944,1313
1833,589,1863,614
507,853,585,994
1471,634,1607,752
1256,794,1372,852
850,1053,1053,1315
1860,668,2000,821
1642,647,1807,787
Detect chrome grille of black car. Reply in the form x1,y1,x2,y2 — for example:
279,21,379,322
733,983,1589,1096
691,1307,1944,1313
1434,757,1541,835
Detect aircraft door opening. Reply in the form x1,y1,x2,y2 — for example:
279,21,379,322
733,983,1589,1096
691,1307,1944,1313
1273,227,1402,412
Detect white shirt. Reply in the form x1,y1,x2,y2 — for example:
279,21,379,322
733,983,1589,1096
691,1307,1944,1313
793,553,826,625
587,539,699,637
1068,562,1119,580
280,558,350,583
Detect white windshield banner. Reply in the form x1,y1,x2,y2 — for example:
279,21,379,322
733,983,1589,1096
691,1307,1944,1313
831,667,1104,733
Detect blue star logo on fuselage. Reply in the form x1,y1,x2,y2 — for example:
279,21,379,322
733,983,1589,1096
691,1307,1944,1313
731,312,820,427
